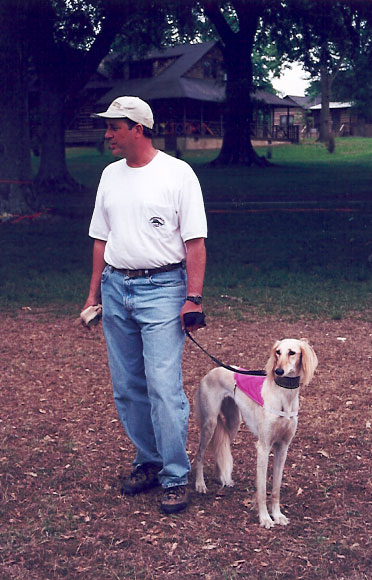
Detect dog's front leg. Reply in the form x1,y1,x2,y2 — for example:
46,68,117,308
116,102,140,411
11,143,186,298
271,442,290,526
256,441,274,529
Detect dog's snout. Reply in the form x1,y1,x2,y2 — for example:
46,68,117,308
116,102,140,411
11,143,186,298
275,368,284,376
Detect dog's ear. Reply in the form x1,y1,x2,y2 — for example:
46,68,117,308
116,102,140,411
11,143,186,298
265,340,280,379
299,341,318,386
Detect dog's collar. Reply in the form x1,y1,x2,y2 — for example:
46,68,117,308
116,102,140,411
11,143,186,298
274,375,300,389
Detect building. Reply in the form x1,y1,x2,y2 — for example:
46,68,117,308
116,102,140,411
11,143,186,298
66,41,300,149
284,95,321,138
309,102,355,136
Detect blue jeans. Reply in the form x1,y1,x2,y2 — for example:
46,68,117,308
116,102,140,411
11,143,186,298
101,265,190,488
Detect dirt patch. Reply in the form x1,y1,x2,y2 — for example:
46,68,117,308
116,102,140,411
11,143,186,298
1,309,371,579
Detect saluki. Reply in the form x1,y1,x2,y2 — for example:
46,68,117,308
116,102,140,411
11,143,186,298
194,338,318,528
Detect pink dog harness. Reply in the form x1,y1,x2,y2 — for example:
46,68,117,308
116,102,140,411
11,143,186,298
234,373,265,406
234,372,298,418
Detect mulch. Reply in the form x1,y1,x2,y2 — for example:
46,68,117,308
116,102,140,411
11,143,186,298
1,308,371,579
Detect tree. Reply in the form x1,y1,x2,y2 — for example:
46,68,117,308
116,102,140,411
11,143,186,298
105,0,283,167
285,0,361,143
0,1,33,213
1,0,202,210
202,0,282,166
27,0,135,194
324,1,372,128
28,0,195,195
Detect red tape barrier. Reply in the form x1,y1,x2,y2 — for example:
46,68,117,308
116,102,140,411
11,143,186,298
0,179,34,185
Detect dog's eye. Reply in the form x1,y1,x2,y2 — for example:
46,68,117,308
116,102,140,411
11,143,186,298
289,350,296,356
276,350,281,356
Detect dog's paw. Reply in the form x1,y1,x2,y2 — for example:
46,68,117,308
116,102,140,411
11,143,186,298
273,513,289,526
195,481,208,494
220,477,234,488
259,514,275,529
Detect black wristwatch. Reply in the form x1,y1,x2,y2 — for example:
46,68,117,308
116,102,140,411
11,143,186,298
186,295,203,305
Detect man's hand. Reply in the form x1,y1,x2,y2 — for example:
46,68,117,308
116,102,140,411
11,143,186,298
80,303,102,328
80,239,106,328
180,301,205,332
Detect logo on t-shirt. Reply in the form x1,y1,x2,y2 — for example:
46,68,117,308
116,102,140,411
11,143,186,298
149,216,165,228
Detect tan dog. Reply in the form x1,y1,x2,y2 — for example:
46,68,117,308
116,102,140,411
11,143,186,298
194,338,318,528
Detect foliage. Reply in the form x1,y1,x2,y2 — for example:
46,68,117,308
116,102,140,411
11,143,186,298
107,1,281,91
328,4,372,122
4,0,372,207
282,1,372,126
51,0,103,49
106,1,203,63
279,1,356,141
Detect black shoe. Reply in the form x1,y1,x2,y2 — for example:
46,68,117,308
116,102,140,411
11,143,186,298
160,485,189,514
121,463,161,496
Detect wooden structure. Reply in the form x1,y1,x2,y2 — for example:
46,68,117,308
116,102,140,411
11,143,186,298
66,42,300,148
310,102,356,136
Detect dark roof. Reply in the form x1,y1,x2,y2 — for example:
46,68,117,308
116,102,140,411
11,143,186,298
253,91,298,108
97,80,295,107
148,41,217,81
98,41,217,79
95,41,224,104
285,95,321,108
96,76,225,104
94,42,298,108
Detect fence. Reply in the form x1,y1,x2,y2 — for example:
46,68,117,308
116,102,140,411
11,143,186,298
65,119,300,145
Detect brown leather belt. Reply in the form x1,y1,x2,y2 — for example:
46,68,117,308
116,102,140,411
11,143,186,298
110,262,183,278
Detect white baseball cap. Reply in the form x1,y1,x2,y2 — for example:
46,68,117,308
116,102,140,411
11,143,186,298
92,96,154,129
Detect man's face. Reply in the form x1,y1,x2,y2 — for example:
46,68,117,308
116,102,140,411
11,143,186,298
105,119,135,157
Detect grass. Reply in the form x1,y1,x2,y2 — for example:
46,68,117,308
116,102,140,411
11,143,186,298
194,137,372,201
206,209,372,319
3,138,372,319
44,137,372,200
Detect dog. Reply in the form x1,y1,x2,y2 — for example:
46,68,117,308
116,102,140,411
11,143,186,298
194,338,318,528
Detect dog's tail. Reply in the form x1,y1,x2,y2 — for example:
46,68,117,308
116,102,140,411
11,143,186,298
210,397,241,487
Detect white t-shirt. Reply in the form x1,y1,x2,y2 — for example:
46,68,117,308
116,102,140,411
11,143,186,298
89,150,207,269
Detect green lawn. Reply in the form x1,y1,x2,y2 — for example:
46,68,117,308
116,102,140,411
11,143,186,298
194,138,372,201
57,138,372,202
3,138,372,319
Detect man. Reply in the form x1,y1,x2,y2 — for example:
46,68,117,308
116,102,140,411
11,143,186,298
82,96,207,514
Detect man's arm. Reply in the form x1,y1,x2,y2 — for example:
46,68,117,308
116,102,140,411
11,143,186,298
82,239,107,312
180,237,206,331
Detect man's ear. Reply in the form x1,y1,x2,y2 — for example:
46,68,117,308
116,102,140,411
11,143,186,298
134,124,144,136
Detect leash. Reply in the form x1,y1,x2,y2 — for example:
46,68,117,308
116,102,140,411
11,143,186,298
185,329,266,376
185,327,300,388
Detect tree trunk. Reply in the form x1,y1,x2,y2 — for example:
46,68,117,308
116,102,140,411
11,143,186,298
204,0,269,166
318,64,332,143
29,0,133,196
35,84,81,194
215,46,269,166
0,0,33,213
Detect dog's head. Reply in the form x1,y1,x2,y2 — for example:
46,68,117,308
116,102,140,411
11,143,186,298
265,338,318,386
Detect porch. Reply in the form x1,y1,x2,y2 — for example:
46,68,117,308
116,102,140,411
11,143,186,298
65,118,300,148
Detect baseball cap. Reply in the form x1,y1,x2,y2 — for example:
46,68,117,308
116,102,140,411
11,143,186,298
92,96,154,129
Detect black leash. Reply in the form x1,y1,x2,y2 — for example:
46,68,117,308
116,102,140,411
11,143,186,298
185,329,266,376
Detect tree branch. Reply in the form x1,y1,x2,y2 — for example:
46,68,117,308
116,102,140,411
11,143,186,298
68,2,133,93
202,1,235,47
